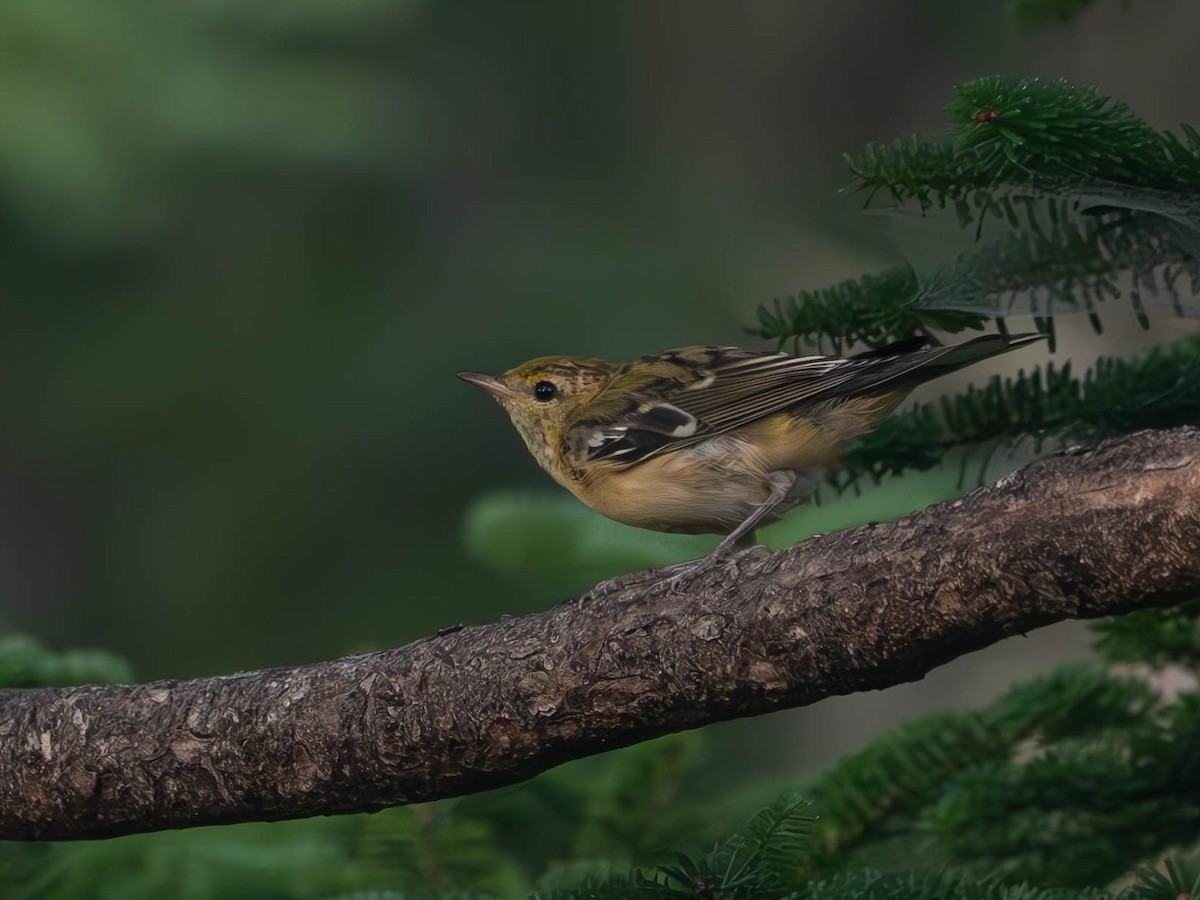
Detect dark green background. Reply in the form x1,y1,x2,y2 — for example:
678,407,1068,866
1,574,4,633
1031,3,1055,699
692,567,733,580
3,0,1199,771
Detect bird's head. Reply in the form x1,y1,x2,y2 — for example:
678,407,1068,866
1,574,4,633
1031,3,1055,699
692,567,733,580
457,355,614,471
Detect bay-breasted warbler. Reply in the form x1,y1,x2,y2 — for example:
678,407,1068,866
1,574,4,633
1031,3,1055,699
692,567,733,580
459,333,1041,565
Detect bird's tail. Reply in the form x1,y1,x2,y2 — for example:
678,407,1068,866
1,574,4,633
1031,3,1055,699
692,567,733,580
908,332,1044,378
842,332,1044,395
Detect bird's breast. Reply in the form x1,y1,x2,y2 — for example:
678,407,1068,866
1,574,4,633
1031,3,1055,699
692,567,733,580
562,403,905,534
567,449,766,533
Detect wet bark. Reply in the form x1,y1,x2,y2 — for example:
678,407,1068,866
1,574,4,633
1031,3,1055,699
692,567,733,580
3,428,1199,841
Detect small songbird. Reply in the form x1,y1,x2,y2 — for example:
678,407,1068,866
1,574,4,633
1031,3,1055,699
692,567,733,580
459,333,1041,568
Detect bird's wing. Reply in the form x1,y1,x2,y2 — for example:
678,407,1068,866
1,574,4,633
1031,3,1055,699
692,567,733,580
566,345,873,465
566,334,1039,466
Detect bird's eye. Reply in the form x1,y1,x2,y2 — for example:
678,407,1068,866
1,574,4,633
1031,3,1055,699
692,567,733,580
533,380,558,402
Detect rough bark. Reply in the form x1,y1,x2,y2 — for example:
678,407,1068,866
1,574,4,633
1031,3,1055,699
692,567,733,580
2,427,1199,841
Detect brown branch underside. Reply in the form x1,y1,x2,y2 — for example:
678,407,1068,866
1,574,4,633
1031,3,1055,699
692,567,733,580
3,428,1200,841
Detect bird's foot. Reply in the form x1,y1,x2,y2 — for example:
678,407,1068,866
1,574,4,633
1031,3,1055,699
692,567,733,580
584,545,769,601
663,544,768,592
586,568,664,599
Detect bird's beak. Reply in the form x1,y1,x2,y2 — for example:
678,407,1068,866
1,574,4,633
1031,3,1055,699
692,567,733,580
456,371,516,401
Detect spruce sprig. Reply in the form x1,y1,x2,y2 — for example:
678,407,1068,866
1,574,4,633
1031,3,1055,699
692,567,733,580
1091,598,1200,672
923,730,1200,886
946,77,1200,191
848,77,1200,206
853,78,1200,328
756,77,1200,351
755,267,989,353
914,195,1200,329
836,335,1200,488
800,711,1002,864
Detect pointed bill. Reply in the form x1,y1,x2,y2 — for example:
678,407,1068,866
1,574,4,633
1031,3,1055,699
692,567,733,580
456,371,517,401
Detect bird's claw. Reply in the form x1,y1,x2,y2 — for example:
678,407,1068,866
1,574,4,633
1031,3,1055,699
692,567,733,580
665,544,767,593
585,544,770,601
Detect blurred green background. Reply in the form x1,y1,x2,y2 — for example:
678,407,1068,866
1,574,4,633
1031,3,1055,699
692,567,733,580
3,0,1200,776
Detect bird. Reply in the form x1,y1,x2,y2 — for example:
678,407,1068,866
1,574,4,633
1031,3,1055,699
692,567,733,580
458,333,1041,577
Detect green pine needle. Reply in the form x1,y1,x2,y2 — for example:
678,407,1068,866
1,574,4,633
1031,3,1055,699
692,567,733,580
529,869,680,899
837,335,1200,489
946,77,1189,188
802,711,1004,862
707,793,816,887
757,77,1199,354
849,77,1200,204
982,663,1158,744
1129,852,1200,900
799,867,1112,899
753,266,989,353
1091,598,1200,671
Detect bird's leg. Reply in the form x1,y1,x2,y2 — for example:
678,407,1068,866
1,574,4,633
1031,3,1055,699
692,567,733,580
709,495,782,558
584,475,794,600
583,518,767,602
586,543,763,601
661,479,791,590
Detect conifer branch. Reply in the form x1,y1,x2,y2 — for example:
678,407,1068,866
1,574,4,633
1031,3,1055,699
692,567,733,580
850,78,1200,205
754,267,989,353
2,428,1198,842
756,77,1200,350
853,77,1200,328
836,335,1200,487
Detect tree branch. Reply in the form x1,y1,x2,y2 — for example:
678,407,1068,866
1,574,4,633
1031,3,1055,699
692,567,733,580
3,428,1199,841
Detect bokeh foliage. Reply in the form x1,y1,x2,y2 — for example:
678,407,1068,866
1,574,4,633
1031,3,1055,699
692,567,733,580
3,0,1200,897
